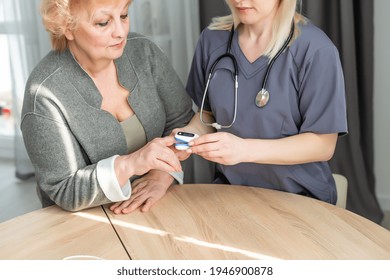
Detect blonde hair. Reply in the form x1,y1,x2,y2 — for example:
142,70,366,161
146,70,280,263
40,0,83,52
40,0,132,52
209,0,306,59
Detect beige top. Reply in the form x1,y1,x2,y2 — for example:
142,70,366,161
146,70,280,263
120,115,147,153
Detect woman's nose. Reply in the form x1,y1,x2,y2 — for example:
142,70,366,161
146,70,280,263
112,19,127,38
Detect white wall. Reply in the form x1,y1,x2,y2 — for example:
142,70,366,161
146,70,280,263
374,0,390,211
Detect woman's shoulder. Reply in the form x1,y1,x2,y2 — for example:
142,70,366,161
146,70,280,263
299,21,336,47
25,51,69,100
197,27,230,53
290,21,340,63
23,51,69,119
28,51,61,83
126,32,153,44
25,49,87,104
200,27,230,41
125,32,161,51
124,32,166,60
293,21,338,53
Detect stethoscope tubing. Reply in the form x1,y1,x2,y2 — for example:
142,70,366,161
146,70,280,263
200,21,295,129
200,72,238,130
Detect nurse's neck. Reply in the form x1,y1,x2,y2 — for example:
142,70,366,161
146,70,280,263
239,20,273,45
238,22,273,62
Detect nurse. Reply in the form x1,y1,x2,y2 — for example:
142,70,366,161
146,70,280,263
180,0,348,204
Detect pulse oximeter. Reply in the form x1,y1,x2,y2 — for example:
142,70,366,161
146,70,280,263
174,131,199,150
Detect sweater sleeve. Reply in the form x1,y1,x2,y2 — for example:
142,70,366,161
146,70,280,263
21,113,129,211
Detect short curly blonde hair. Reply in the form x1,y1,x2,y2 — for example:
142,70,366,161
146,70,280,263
40,0,84,52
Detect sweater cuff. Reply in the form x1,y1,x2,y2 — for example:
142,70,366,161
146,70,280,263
169,171,184,185
97,155,131,202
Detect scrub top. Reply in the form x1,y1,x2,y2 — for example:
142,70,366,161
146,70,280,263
186,21,348,204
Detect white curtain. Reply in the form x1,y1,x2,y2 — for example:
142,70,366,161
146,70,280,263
130,0,200,84
2,0,50,179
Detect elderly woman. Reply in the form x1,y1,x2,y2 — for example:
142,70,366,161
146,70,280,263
179,0,348,204
21,0,194,213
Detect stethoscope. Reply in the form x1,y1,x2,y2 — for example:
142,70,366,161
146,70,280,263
200,22,295,129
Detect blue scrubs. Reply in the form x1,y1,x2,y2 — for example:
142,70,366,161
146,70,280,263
186,21,348,204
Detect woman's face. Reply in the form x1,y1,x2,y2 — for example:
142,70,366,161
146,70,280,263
228,0,280,26
66,0,131,64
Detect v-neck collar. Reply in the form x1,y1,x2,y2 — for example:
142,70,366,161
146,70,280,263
59,47,139,109
231,28,269,79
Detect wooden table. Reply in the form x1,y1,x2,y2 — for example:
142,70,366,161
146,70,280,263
1,184,389,260
106,184,390,260
0,205,129,260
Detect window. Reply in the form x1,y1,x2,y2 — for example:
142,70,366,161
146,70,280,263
0,35,14,137
0,5,15,158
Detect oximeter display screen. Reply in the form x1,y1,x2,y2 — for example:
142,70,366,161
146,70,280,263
177,132,195,137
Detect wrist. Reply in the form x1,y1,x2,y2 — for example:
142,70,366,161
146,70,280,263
148,169,175,185
243,139,258,163
114,155,134,183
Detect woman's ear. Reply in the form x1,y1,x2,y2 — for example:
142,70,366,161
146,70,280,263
64,29,74,41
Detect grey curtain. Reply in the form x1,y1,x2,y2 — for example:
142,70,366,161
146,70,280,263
199,0,229,30
302,0,383,223
197,0,383,223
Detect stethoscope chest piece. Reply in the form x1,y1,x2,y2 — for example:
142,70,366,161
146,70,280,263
255,88,270,107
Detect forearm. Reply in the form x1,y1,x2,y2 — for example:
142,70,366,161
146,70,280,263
244,133,338,165
182,112,216,136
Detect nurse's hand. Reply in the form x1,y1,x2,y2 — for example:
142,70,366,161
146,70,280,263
109,170,174,214
188,132,245,165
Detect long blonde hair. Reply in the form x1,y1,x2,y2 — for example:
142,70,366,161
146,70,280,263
209,0,306,59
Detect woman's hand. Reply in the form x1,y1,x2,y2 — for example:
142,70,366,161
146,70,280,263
188,132,246,165
109,170,174,214
168,112,217,162
130,136,182,175
114,137,181,186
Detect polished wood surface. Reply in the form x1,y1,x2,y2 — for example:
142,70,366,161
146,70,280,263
0,205,129,260
106,184,390,260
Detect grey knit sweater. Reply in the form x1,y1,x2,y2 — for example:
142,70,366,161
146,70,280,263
21,32,194,211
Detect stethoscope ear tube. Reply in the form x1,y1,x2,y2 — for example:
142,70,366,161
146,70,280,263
266,22,295,86
258,21,295,107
